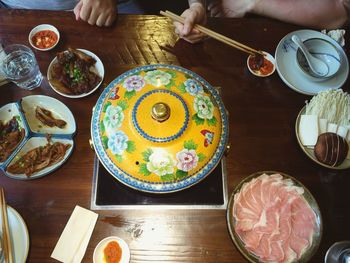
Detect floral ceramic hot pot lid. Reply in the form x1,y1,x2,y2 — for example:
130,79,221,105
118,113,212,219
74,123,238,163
91,64,229,193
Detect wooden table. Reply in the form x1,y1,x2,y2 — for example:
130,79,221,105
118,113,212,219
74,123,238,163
0,9,349,263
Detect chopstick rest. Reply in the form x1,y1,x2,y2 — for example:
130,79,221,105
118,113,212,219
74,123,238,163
51,205,98,263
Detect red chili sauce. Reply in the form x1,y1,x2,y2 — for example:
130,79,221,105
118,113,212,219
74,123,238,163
248,55,274,75
103,241,122,263
32,30,58,49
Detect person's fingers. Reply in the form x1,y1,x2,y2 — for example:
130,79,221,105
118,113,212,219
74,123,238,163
181,31,207,43
73,1,83,20
183,11,196,35
96,13,108,27
79,2,92,21
105,14,116,26
87,8,99,25
173,21,184,33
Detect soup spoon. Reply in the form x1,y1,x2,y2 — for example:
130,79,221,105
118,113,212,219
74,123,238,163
291,35,329,77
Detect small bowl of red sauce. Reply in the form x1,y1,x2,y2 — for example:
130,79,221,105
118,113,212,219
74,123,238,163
93,236,130,263
247,51,276,77
28,24,60,51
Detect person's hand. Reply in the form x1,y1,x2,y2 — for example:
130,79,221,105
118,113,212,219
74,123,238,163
74,0,117,27
208,0,222,17
174,3,207,43
221,0,259,17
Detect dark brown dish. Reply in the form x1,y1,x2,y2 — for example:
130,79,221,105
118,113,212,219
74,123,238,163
7,140,71,176
49,48,102,95
0,117,25,162
35,106,67,128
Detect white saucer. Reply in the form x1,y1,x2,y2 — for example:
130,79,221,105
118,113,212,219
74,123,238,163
0,206,30,263
47,49,104,98
275,29,349,95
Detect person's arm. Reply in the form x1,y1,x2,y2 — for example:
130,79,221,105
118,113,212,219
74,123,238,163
173,0,207,43
252,0,347,29
74,0,117,27
221,0,348,29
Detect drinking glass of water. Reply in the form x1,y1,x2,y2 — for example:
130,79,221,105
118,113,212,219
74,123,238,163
325,241,350,263
0,44,43,90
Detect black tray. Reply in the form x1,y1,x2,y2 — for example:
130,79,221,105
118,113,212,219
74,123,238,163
91,156,227,208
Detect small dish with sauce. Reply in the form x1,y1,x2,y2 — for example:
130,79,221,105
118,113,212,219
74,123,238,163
93,236,130,263
28,24,60,51
247,51,276,77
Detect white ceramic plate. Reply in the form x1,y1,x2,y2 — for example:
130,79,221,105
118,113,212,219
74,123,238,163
47,49,104,98
21,95,76,135
275,29,349,95
93,236,130,263
0,206,30,263
295,106,350,169
5,137,74,180
0,103,28,167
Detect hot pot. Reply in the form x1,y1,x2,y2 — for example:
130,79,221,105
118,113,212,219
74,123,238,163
91,64,229,193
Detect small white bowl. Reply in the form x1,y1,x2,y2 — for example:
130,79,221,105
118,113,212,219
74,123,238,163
93,236,130,263
296,38,341,81
28,24,60,51
247,51,276,77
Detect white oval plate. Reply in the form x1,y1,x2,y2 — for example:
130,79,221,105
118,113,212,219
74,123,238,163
5,136,74,180
93,236,130,263
295,106,350,169
21,95,76,135
0,206,30,263
275,29,349,95
47,49,104,98
0,103,28,167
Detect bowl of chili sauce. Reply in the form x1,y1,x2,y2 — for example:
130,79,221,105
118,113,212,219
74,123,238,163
28,24,60,51
93,236,130,263
247,51,276,77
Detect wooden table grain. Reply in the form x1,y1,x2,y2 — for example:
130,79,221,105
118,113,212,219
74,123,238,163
0,9,349,263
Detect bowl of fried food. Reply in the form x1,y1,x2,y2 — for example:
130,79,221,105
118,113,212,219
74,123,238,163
47,48,104,98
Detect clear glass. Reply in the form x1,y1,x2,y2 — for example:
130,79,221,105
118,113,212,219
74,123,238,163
0,44,42,90
325,241,350,263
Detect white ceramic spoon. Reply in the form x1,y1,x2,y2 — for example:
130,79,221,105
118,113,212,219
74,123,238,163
292,35,329,77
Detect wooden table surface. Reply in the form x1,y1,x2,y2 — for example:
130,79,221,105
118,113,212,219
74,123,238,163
0,9,349,263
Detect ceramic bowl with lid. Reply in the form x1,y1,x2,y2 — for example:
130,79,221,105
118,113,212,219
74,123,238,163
91,64,229,193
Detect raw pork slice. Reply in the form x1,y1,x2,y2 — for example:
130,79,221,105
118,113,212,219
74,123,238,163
233,173,317,263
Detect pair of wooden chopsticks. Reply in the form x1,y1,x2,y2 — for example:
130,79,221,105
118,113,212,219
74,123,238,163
160,10,264,56
0,188,13,263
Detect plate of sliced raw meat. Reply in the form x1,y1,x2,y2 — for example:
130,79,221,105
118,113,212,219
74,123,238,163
227,171,322,263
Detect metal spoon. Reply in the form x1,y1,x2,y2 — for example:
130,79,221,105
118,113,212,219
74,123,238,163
292,35,329,77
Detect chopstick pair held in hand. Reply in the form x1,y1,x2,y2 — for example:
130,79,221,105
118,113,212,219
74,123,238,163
0,188,13,263
161,10,264,56
172,3,208,43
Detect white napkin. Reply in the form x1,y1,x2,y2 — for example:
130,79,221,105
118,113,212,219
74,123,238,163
51,205,98,263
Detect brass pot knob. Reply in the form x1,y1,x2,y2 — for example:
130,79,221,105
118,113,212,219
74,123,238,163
151,102,170,122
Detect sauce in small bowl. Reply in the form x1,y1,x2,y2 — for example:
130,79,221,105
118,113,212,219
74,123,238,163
93,236,130,263
29,24,59,51
247,51,276,77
